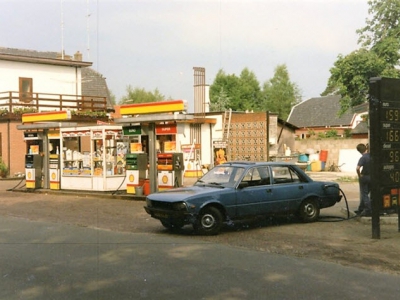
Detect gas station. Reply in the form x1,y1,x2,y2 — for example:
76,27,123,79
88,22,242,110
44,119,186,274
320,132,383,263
17,100,216,195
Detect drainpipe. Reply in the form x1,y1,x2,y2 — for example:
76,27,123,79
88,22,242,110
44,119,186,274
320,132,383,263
7,120,10,176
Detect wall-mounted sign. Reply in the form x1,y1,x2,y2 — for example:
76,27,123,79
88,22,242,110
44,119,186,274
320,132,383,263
156,124,177,135
24,132,38,139
123,126,142,136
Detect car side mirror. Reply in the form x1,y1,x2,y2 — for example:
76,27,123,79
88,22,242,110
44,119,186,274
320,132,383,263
238,181,249,189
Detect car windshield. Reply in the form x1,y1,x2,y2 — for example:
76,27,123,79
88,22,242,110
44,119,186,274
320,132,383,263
196,166,244,187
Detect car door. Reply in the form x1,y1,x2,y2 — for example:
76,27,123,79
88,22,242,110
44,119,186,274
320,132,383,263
267,165,308,213
235,166,272,217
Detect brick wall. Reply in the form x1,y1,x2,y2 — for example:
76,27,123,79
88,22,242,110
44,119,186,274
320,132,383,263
228,112,268,161
0,121,26,175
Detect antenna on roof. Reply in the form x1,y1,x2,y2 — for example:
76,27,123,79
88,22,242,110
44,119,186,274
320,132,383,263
86,0,91,60
61,0,64,59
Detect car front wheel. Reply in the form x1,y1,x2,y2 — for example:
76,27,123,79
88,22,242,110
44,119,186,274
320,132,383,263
299,198,320,222
194,207,223,235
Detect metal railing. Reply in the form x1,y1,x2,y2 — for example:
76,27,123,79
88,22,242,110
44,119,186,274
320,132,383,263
0,91,107,113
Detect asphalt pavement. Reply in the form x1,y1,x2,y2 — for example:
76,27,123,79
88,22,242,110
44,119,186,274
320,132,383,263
1,213,400,299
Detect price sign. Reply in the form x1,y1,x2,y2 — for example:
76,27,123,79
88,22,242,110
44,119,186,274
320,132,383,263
370,79,400,187
368,77,400,237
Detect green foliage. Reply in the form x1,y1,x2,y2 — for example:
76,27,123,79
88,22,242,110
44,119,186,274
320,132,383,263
322,49,388,114
0,108,8,116
343,129,352,138
119,86,165,104
108,90,117,105
209,65,300,119
209,87,230,111
325,0,400,114
237,68,262,111
0,157,8,177
210,70,243,111
261,65,301,120
71,111,107,118
12,107,38,114
325,129,338,138
307,129,316,137
357,0,400,59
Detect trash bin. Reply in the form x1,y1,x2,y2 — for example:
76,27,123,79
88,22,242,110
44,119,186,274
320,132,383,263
135,186,143,196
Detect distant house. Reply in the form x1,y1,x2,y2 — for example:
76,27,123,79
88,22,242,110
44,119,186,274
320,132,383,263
287,95,368,139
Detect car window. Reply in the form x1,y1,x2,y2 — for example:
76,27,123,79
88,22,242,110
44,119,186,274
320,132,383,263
198,166,245,187
271,166,300,184
233,167,245,182
257,166,271,185
240,167,271,186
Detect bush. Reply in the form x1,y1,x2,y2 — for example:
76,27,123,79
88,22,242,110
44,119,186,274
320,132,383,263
0,157,8,178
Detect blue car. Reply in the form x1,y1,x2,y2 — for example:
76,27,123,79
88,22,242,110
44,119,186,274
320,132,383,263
144,161,342,235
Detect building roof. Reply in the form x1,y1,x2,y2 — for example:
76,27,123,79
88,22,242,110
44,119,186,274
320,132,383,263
0,47,91,67
351,120,368,134
81,68,113,109
287,95,355,128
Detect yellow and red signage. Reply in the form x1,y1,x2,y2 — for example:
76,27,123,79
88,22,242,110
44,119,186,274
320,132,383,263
155,124,177,135
22,110,71,123
120,100,187,115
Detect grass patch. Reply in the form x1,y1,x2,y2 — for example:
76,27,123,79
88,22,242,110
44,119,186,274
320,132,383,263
337,176,358,182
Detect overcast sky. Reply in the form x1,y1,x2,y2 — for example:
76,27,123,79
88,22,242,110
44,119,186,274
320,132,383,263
1,0,369,112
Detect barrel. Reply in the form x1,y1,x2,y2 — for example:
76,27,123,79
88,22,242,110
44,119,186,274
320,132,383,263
311,161,321,172
298,154,308,162
143,179,150,196
319,150,328,162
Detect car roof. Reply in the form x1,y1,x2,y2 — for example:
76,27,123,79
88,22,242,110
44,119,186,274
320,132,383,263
219,161,296,167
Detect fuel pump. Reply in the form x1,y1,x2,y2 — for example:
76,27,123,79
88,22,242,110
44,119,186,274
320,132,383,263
49,153,60,189
125,153,148,194
157,153,184,190
25,154,42,189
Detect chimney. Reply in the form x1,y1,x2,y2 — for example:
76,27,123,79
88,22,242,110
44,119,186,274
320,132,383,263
74,51,83,61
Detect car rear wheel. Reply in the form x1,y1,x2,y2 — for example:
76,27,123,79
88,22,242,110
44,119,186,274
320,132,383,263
299,198,320,222
160,220,184,230
194,207,223,235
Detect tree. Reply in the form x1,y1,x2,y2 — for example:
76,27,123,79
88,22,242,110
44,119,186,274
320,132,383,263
322,49,388,114
324,0,400,113
119,86,165,104
209,69,240,111
209,68,262,112
237,68,262,111
357,0,400,65
209,87,230,111
108,90,116,106
261,64,301,120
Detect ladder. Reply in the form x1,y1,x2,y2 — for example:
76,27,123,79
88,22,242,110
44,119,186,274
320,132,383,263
222,109,232,142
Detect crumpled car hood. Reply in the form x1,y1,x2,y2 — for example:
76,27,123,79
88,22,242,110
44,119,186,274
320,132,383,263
146,186,226,202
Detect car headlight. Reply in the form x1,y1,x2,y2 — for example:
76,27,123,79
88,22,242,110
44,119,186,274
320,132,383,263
173,202,188,211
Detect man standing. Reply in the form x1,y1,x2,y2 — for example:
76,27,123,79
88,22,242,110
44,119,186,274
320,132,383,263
356,143,371,216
